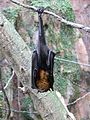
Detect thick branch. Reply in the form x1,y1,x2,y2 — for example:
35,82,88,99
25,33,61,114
0,12,76,120
11,0,90,32
29,90,76,120
0,12,31,87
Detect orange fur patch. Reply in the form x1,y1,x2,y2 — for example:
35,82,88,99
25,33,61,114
36,69,50,91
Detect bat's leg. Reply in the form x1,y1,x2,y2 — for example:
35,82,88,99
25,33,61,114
47,50,55,90
31,50,38,89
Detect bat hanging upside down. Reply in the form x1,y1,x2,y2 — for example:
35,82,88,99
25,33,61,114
31,8,55,92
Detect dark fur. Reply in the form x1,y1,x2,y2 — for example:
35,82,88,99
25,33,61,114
31,8,55,92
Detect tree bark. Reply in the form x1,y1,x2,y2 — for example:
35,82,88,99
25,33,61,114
0,12,76,120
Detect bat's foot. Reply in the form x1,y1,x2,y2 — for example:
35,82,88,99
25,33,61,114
37,88,53,93
37,89,46,93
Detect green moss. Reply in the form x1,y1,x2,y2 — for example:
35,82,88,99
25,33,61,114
30,0,51,8
21,96,33,120
3,7,20,24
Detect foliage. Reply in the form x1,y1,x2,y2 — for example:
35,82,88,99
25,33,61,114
21,96,34,120
3,7,20,24
22,96,32,108
30,0,51,8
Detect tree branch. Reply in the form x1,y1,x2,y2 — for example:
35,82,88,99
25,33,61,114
11,0,90,32
0,11,32,87
67,92,90,106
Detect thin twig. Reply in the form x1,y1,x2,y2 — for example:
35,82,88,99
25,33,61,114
0,106,38,114
67,92,90,106
69,79,88,92
11,0,90,32
55,57,90,67
0,70,14,93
